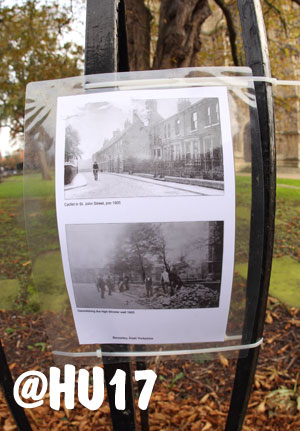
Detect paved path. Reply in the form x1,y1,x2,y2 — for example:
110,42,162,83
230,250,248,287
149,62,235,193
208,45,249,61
64,172,223,200
73,283,145,309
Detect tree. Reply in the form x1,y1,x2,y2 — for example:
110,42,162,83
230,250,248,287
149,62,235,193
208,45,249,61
0,0,83,137
109,224,163,281
65,125,82,162
125,0,212,70
2,149,24,171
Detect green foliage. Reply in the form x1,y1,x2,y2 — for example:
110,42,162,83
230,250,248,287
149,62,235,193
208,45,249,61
170,371,185,388
0,0,84,136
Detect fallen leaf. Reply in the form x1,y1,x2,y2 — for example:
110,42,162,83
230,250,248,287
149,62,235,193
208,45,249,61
218,353,229,368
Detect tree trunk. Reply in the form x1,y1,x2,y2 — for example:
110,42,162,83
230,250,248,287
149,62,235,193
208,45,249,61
153,0,211,69
125,0,151,70
38,148,52,180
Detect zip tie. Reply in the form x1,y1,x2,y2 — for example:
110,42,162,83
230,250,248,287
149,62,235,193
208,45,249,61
84,75,300,91
53,337,263,359
52,350,102,358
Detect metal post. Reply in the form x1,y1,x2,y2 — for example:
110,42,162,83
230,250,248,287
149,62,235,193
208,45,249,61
85,1,136,430
0,340,32,431
226,1,276,430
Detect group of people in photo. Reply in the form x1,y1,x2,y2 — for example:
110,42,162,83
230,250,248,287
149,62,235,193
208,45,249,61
95,274,130,299
95,266,183,300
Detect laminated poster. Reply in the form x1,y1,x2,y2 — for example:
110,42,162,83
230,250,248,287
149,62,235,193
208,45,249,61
55,86,235,345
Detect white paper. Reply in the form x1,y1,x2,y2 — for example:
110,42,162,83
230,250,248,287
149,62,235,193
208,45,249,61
55,86,235,345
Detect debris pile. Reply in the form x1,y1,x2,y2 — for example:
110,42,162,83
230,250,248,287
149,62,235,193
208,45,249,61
150,284,220,309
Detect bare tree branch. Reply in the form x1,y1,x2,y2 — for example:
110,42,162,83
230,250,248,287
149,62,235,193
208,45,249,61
213,0,240,66
263,0,288,37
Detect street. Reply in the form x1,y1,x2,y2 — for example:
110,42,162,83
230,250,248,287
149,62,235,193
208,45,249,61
65,172,223,199
73,282,147,309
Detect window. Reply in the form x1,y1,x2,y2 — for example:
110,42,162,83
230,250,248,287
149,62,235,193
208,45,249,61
167,123,171,138
191,112,198,130
206,102,220,126
157,148,161,158
175,118,180,135
211,102,219,124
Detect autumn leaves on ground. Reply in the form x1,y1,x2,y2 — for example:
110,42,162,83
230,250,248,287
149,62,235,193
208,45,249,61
0,175,299,430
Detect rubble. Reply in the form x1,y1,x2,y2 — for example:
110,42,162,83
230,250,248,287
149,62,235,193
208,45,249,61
149,283,220,309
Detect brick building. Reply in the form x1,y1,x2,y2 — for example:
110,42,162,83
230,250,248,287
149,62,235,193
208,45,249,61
93,98,224,181
149,98,223,180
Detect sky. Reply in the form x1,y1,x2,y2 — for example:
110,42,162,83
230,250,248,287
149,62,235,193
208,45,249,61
0,128,12,157
66,221,209,270
64,96,202,159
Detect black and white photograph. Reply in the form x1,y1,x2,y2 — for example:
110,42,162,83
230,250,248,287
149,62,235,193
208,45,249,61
62,87,226,200
55,86,235,344
66,221,224,310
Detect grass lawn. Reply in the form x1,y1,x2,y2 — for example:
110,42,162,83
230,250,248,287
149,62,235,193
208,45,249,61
31,250,69,312
235,256,300,309
0,279,19,310
277,178,300,188
0,174,299,310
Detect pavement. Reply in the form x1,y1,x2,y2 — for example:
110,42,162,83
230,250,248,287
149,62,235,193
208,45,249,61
64,173,87,191
276,167,300,180
64,171,224,200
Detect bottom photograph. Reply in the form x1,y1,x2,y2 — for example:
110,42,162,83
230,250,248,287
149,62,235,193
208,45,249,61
65,220,224,310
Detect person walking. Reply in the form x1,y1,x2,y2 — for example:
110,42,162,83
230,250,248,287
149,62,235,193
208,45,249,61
93,161,99,180
145,274,153,298
106,275,114,295
96,274,105,299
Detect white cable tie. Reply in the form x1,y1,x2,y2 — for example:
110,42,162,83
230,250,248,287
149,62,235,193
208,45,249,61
84,75,299,91
52,351,100,358
52,337,263,359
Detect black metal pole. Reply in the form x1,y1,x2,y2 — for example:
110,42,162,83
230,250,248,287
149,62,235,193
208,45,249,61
103,351,136,431
226,1,276,430
85,1,136,430
136,358,150,431
0,339,32,431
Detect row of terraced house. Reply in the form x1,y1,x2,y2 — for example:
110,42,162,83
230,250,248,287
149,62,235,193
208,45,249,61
93,98,224,182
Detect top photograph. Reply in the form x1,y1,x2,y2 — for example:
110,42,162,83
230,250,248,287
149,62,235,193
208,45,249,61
61,87,227,200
